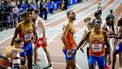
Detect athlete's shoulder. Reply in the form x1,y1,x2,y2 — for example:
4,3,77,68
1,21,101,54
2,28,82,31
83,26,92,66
86,30,92,36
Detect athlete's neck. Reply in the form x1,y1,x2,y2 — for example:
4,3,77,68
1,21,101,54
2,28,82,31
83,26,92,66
94,28,100,34
69,19,74,23
23,21,30,25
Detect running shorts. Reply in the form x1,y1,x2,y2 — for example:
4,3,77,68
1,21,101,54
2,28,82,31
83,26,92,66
88,55,106,68
63,49,75,61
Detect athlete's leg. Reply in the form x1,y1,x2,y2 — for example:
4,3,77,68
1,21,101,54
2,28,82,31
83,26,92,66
112,50,119,69
34,47,38,65
66,61,71,69
27,54,33,69
63,49,76,69
43,47,52,67
70,60,76,69
119,52,122,68
88,55,96,69
97,56,106,69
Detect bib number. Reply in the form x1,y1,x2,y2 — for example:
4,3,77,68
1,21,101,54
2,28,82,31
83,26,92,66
13,59,20,64
24,34,33,41
92,44,102,52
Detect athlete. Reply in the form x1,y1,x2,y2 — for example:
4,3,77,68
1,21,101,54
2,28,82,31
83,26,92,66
74,19,111,69
31,10,52,68
10,12,37,69
111,17,122,69
61,10,77,69
106,10,116,34
92,12,102,28
97,2,102,16
0,38,24,68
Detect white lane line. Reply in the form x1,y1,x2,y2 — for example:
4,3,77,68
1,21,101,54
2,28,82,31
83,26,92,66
76,64,82,69
52,61,82,69
0,36,12,44
51,62,65,65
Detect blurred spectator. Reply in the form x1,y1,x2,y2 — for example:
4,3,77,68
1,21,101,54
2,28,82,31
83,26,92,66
7,11,14,28
49,1,55,14
1,0,12,27
63,0,68,10
29,0,38,10
97,2,102,16
39,0,43,18
43,1,48,20
0,1,2,21
57,1,64,12
40,0,48,20
12,3,20,26
21,1,28,12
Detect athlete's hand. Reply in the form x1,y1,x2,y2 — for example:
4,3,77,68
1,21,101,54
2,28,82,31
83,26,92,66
108,57,111,65
67,49,72,55
73,49,77,56
20,57,25,61
32,39,36,44
108,34,115,38
42,38,47,44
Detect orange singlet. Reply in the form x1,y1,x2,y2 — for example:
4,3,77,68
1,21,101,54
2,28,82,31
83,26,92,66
89,28,105,56
63,23,76,49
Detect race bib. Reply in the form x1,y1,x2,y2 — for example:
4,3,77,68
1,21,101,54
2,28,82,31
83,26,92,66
24,34,33,41
119,39,122,43
13,59,20,64
115,45,119,50
92,44,102,52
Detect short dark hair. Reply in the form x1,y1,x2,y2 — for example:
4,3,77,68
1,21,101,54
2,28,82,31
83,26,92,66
14,38,23,44
110,10,113,13
21,12,30,18
118,18,122,26
67,10,74,17
67,10,71,17
94,19,101,24
94,12,100,17
106,17,110,20
33,10,38,14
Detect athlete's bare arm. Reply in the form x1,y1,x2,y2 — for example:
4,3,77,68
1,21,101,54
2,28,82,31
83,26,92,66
61,24,70,50
104,31,111,58
112,27,122,39
32,23,38,43
75,31,90,51
38,19,46,39
10,25,21,46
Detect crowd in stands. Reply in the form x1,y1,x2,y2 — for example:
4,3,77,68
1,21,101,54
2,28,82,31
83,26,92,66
0,0,77,31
